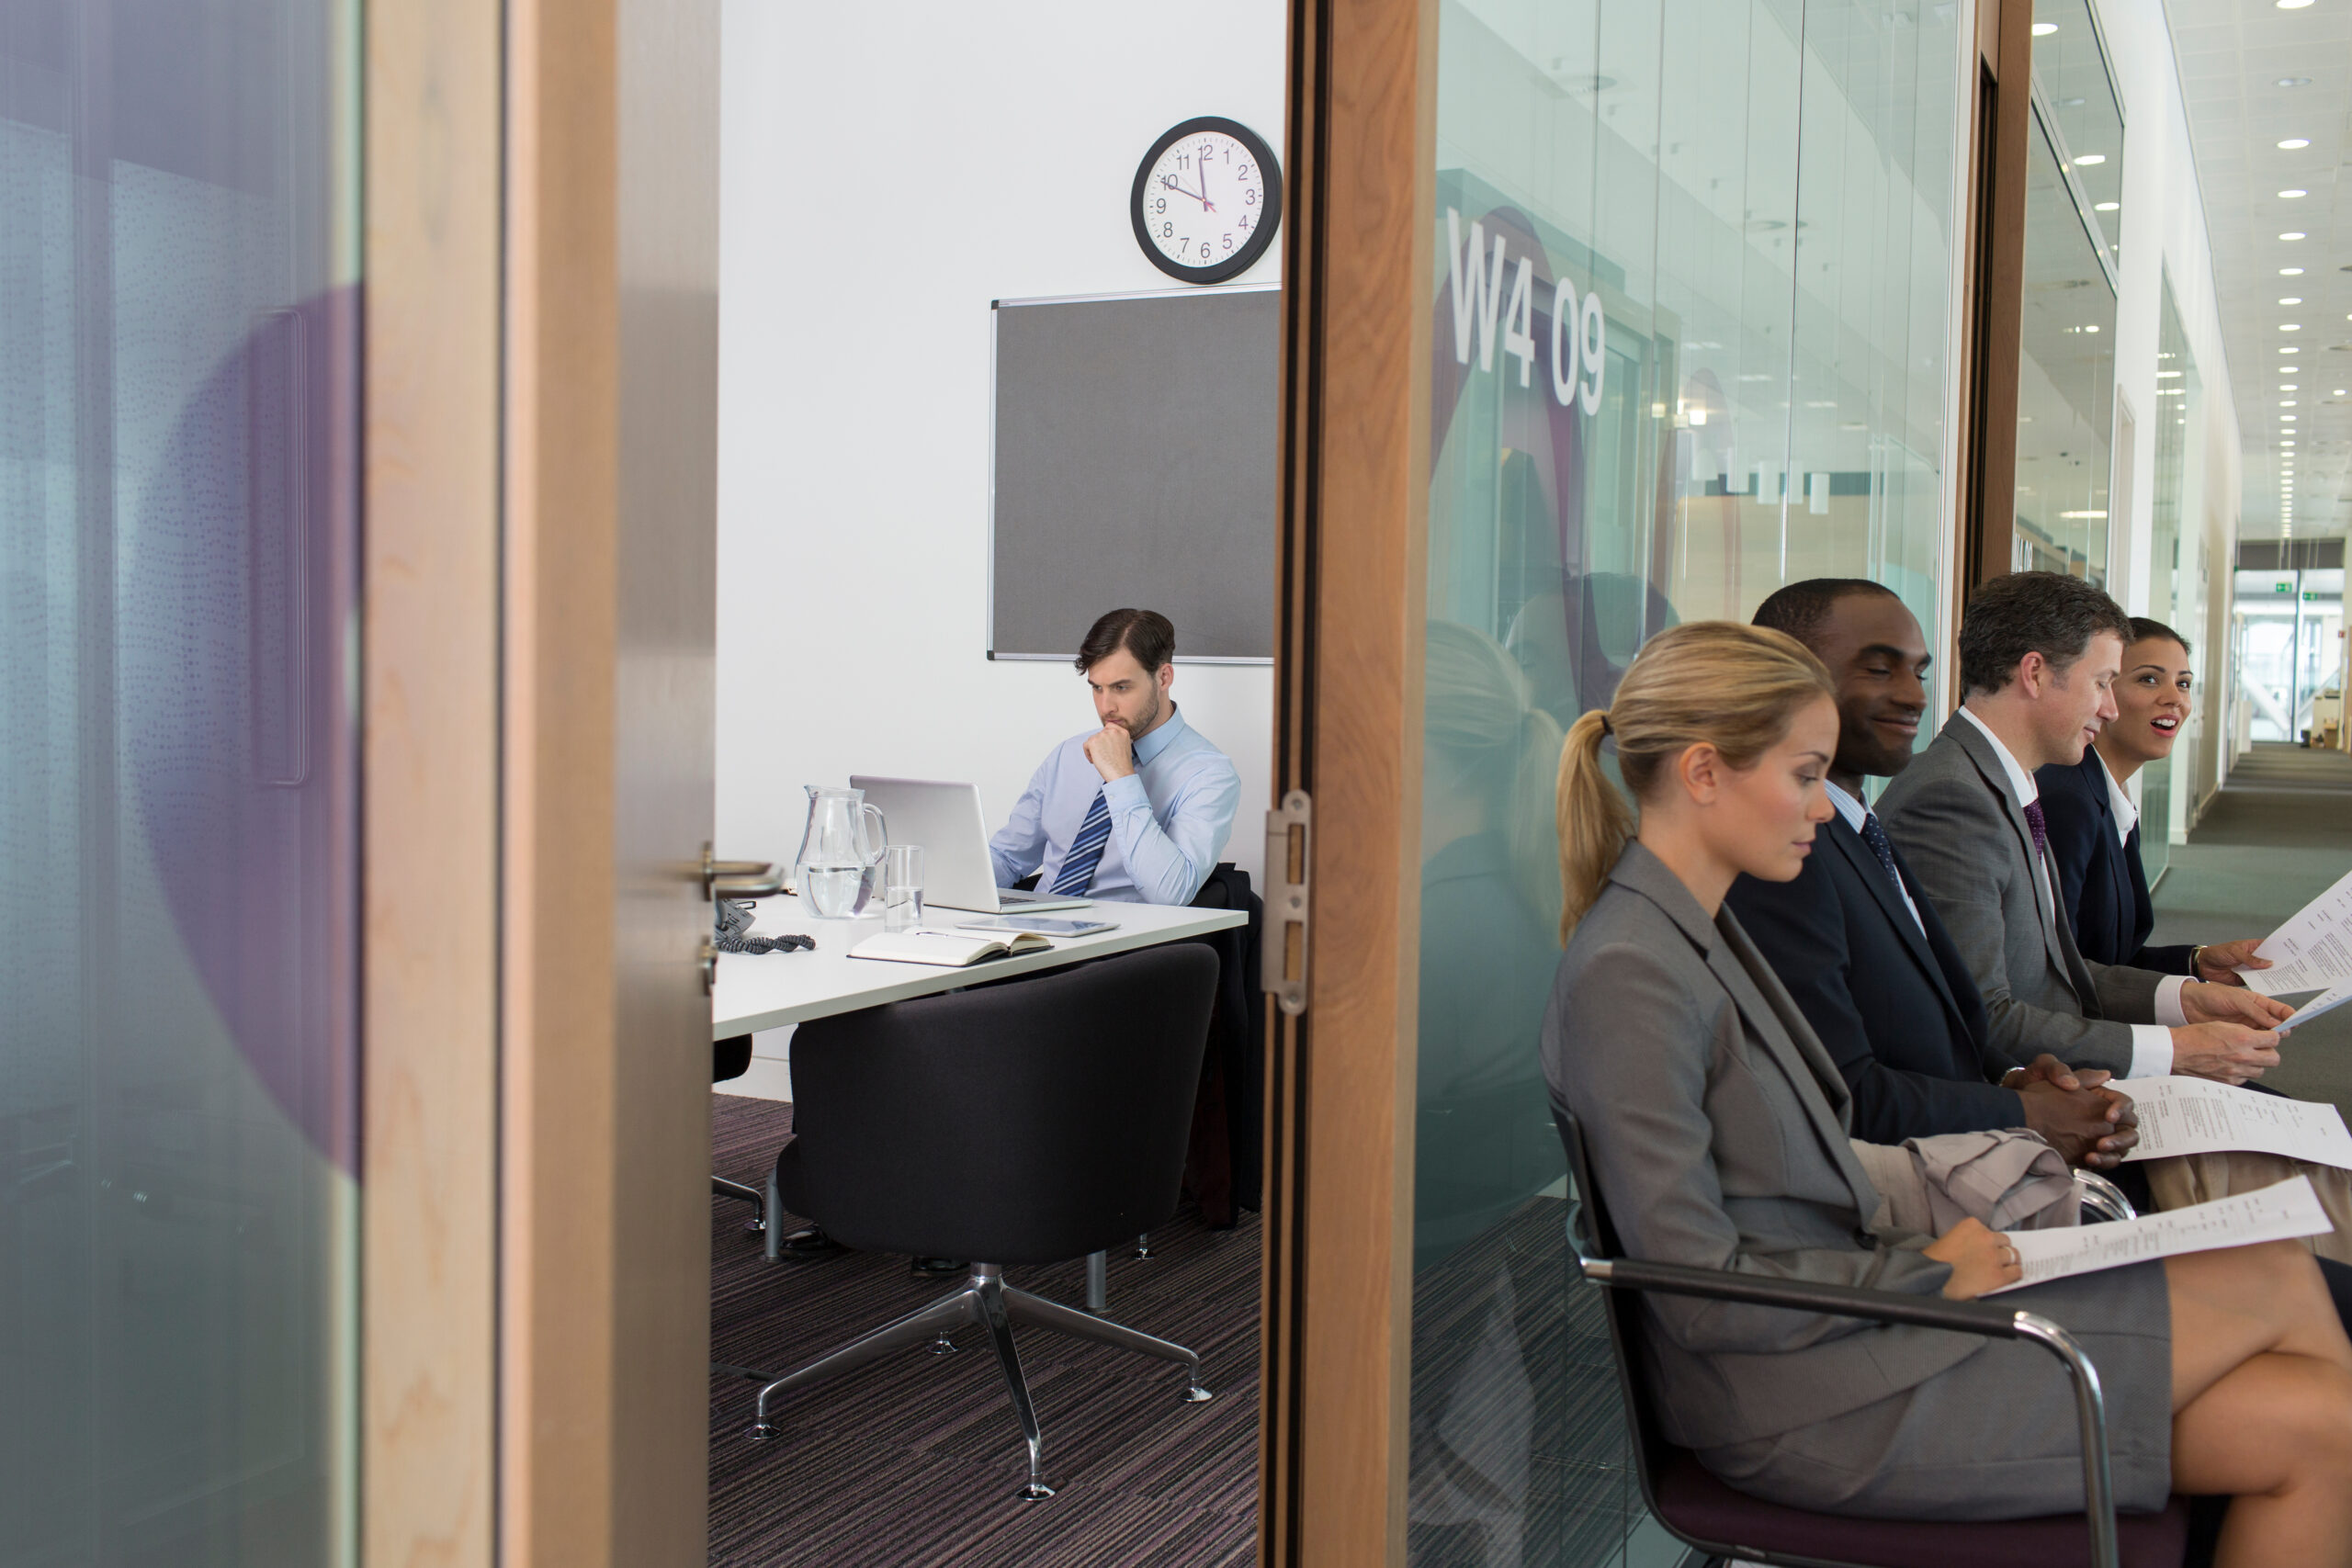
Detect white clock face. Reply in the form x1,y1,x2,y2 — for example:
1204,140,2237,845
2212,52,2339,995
1138,130,1270,274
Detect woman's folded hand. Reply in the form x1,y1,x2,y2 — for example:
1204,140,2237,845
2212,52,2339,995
1923,1216,2024,1300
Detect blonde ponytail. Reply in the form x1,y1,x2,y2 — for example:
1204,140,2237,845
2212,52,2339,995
1555,708,1633,942
1555,621,1834,942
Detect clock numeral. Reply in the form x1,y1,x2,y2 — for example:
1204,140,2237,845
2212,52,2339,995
1176,154,1189,170
1199,242,1212,260
1238,164,1251,179
1222,233,1233,251
1245,187,1257,206
1162,221,1173,239
1154,197,1166,214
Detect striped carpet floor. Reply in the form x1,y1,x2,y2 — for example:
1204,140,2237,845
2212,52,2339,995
707,1095,1261,1567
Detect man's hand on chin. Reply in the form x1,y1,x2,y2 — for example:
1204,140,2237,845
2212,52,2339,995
1085,724,1136,782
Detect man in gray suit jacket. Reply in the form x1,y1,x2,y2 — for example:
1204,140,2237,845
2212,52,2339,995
1877,571,2289,1083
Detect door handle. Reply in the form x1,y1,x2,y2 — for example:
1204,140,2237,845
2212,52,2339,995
701,842,784,900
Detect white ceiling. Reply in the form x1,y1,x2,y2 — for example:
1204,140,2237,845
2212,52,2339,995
2165,0,2352,541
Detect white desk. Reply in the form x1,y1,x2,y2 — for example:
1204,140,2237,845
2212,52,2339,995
711,896,1248,1038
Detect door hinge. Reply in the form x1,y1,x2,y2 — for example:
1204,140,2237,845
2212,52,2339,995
1262,790,1310,1015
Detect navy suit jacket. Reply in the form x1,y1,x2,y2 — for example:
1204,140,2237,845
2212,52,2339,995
1725,809,2027,1145
2034,753,2197,977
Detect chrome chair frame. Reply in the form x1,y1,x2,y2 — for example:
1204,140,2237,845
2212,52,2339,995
743,1261,1211,1500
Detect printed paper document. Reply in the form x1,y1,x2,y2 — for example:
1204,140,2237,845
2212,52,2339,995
2109,1077,2352,1169
2242,865,2352,998
1989,1177,2331,1293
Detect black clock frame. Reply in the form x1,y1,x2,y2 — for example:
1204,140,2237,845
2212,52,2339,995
1129,116,1283,285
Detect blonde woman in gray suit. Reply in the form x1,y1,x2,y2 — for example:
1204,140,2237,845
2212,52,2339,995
1542,621,2352,1565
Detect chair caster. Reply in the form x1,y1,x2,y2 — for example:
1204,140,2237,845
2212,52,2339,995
1017,1481,1057,1502
930,1335,959,1355
743,1217,765,1234
744,1422,783,1441
1181,1382,1215,1404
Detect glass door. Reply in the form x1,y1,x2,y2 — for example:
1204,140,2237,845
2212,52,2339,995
0,4,361,1562
1408,0,1964,1559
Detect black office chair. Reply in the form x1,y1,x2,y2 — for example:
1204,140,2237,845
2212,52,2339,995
1556,1109,2187,1568
711,1033,765,1232
741,945,1222,1501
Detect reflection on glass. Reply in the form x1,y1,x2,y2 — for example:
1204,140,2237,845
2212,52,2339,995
0,2,361,1562
2236,568,2346,742
2141,278,2199,885
1416,0,1962,1559
2030,0,2125,258
2014,109,2115,588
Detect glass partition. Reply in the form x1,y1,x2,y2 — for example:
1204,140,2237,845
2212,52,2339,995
1410,0,1962,1558
0,4,362,1562
2013,107,2116,587
2030,0,2123,261
2142,277,2199,886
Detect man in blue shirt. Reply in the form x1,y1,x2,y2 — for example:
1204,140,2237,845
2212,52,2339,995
989,608,1241,906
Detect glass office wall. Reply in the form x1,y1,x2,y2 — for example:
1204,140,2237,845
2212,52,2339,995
1408,0,1961,1559
2013,106,2116,587
2237,568,2347,741
0,4,361,1562
2141,278,2198,885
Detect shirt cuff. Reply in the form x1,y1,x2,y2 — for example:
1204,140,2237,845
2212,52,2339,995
1102,772,1149,811
2127,1023,2176,1080
2153,975,2189,1029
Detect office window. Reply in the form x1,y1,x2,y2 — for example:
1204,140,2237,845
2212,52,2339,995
1411,0,1962,1559
2142,276,2199,881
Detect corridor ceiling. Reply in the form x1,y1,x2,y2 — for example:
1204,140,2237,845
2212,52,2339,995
2167,0,2352,540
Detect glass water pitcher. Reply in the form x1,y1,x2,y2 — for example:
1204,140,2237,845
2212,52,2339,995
795,785,888,919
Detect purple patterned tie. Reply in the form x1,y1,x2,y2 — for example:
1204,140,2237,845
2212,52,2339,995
2022,797,2050,865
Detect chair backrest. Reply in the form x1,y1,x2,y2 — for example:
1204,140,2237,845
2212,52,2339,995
788,944,1219,1263
1556,1104,1693,1508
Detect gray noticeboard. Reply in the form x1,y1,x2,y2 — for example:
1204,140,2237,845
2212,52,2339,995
989,285,1278,663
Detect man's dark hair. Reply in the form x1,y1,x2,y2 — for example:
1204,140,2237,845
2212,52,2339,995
2127,615,2191,658
1957,571,2131,695
1074,608,1177,674
1750,578,1899,651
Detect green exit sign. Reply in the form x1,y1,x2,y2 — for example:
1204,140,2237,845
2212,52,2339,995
2276,581,2295,593
2307,591,2326,602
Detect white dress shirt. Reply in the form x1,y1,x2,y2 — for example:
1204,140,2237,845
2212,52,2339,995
2098,751,2139,849
1954,707,2186,1077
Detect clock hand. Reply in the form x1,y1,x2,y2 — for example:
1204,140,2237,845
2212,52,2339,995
1161,173,1207,207
1197,160,1215,213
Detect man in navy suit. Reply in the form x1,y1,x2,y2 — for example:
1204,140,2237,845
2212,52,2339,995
1726,580,2137,1166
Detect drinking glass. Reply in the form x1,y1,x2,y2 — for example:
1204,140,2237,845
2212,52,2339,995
884,844,924,931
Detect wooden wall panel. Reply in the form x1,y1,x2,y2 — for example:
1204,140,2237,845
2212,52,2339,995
361,0,503,1561
1264,2,1437,1563
1962,0,2034,597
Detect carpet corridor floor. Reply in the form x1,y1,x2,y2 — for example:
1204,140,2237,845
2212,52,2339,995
2150,742,2352,1113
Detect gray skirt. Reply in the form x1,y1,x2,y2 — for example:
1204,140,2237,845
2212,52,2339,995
1696,1261,2173,1519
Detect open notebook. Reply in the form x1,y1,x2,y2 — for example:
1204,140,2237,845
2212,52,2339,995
847,928,1054,968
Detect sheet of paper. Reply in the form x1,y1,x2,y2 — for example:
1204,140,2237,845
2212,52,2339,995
1988,1176,2331,1294
2241,865,2352,996
2283,986,2352,1030
2109,1077,2352,1168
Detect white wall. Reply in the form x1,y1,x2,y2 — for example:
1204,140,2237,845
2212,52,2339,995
2090,0,2245,821
715,1,1286,901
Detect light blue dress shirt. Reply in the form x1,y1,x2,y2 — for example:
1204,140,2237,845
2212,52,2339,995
989,705,1241,906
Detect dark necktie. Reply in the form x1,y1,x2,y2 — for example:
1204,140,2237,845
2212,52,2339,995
1857,810,1905,901
2021,797,2050,866
1050,787,1113,895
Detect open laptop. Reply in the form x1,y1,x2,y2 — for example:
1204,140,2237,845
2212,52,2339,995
848,776,1095,913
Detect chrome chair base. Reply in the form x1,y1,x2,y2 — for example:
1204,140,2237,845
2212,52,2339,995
744,1261,1210,1500
712,1175,766,1233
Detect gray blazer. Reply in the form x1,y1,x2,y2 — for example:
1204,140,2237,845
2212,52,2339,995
1543,843,1979,1452
1875,716,2163,1077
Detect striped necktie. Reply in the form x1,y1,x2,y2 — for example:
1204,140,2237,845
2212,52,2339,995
1050,787,1113,896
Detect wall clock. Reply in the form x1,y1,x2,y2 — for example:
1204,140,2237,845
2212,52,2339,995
1130,117,1282,285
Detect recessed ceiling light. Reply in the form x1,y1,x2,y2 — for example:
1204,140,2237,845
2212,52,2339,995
2278,0,2314,9
2284,297,2306,304
2284,400,2300,407
2283,231,2309,241
2281,189,2310,198
2278,76,2314,87
2284,382,2301,389
2284,267,2307,276
2285,323,2305,331
2086,324,2100,333
2284,346,2301,353
2284,414,2300,421
2335,389,2347,396
2073,153,2108,166
2032,19,2059,33
2280,138,2313,150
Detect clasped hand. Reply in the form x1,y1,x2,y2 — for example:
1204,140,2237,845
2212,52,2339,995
2007,1054,2137,1168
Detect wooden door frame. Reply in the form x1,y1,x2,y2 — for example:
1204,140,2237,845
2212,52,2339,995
1956,0,2035,610
365,3,715,1563
1261,2,1438,1563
